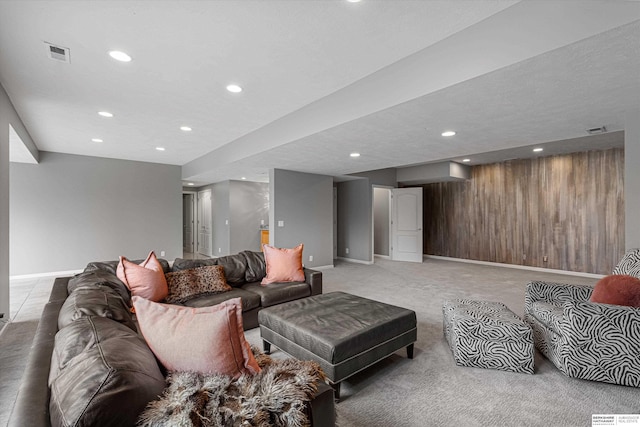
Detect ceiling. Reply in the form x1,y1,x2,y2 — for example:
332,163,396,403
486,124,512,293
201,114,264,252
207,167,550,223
1,1,638,186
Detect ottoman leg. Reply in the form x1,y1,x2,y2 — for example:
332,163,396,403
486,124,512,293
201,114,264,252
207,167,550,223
331,381,341,401
263,340,271,354
407,343,414,359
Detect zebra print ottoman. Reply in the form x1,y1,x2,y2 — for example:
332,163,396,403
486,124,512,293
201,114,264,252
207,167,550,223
443,299,534,374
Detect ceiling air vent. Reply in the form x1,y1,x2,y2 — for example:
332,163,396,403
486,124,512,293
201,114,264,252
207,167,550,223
44,42,70,63
586,126,607,135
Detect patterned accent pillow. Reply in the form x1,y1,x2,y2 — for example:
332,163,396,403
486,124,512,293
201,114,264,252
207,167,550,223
165,265,232,304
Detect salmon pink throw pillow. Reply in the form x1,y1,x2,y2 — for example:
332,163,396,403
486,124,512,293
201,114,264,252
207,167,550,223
117,251,168,302
132,296,261,378
590,274,640,307
261,243,305,285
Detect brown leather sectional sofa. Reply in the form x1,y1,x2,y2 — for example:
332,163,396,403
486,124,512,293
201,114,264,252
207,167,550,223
8,251,335,427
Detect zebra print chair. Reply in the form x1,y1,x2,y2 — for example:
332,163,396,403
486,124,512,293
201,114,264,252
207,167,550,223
524,248,640,387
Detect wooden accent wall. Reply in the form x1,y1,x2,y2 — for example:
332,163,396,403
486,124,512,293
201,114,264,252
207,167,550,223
422,148,624,274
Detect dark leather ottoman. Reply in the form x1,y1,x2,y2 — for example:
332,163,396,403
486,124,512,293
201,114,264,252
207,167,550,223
258,291,417,399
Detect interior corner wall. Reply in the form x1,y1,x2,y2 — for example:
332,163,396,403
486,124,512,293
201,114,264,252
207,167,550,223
229,180,269,254
0,84,12,319
625,110,640,250
337,179,373,262
270,169,333,268
10,152,182,275
209,181,230,256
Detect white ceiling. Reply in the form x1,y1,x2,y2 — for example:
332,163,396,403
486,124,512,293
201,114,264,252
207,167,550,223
1,1,638,185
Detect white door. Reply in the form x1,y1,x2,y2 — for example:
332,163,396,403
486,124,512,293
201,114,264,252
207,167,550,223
183,194,195,253
197,190,212,256
391,187,423,263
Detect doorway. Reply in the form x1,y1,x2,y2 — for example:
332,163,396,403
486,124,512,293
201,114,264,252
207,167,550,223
197,189,213,257
182,192,196,254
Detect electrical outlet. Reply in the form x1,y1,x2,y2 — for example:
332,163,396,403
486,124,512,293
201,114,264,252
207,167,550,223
225,219,229,225
522,254,526,260
218,248,222,253
345,248,349,254
543,255,548,262
309,255,313,262
278,220,284,227
160,250,165,257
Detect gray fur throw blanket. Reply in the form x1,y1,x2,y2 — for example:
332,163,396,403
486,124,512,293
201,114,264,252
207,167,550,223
138,348,327,427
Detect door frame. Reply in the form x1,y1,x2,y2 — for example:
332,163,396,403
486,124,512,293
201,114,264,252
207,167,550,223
182,191,197,254
371,185,393,262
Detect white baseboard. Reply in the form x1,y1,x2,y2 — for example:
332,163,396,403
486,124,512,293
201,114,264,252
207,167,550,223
309,264,334,271
336,256,374,265
374,254,391,259
10,269,83,281
424,255,604,279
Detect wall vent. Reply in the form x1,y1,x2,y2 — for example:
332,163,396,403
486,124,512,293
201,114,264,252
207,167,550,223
44,42,70,63
586,126,607,135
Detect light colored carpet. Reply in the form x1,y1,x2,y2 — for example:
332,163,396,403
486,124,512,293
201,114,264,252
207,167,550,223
3,258,639,427
246,257,639,427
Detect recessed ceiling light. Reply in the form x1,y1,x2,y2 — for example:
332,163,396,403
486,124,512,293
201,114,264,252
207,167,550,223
91,138,103,143
226,84,243,93
533,148,543,152
156,147,166,151
180,126,192,132
462,158,470,162
108,50,132,62
441,131,456,137
241,177,247,180
350,152,360,158
187,183,195,186
98,111,113,118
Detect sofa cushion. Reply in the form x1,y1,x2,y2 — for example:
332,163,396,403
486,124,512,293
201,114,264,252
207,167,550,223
58,285,136,332
165,265,232,304
85,257,171,275
215,254,249,287
590,274,640,307
67,270,131,306
172,254,248,287
117,251,168,302
242,250,266,283
49,316,165,427
242,281,311,308
172,257,219,271
182,288,261,312
133,296,261,378
261,244,305,285
530,301,564,334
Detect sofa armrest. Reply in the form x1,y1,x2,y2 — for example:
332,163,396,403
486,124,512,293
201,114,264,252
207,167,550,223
304,268,322,296
560,300,640,385
8,280,71,427
525,281,593,313
305,381,335,426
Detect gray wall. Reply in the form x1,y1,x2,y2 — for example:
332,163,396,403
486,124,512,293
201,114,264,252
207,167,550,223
200,180,269,256
337,178,373,263
352,168,397,187
210,181,230,256
230,180,269,254
10,152,182,275
270,169,333,268
626,109,640,250
1,83,37,319
373,187,390,256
